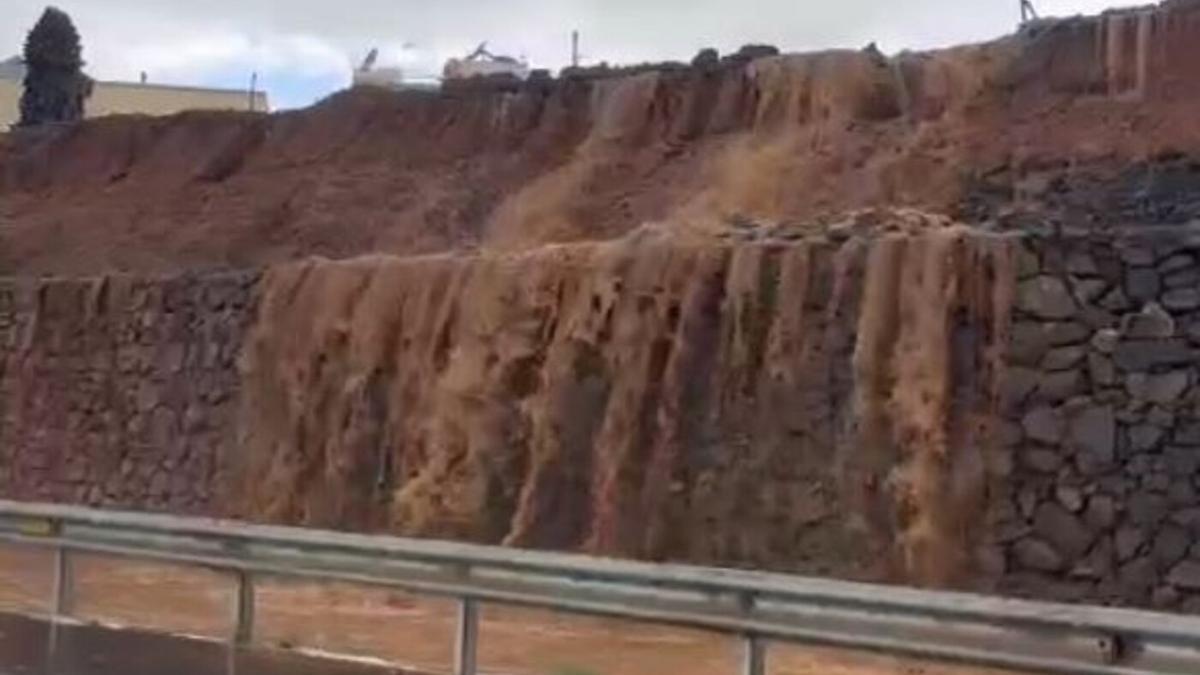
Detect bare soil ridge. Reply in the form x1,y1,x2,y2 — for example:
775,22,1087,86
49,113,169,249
4,1,1200,274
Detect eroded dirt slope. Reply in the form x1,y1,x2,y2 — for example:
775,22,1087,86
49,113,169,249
5,1,1200,274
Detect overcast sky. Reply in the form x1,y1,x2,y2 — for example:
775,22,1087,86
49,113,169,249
3,0,1136,110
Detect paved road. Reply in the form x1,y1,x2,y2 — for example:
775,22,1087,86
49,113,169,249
0,547,1014,675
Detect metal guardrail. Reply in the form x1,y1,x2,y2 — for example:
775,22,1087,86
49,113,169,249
0,500,1199,674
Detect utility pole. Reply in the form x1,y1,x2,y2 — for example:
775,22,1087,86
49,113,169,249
571,30,580,68
248,71,258,112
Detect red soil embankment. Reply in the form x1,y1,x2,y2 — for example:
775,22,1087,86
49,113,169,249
5,2,1200,274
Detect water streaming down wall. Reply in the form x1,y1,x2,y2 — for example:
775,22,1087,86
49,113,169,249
12,221,1200,607
228,228,1016,585
1099,8,1156,99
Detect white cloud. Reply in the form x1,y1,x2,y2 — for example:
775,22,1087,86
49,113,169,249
110,33,349,84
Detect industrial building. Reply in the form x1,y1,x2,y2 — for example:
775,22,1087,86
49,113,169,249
0,56,268,129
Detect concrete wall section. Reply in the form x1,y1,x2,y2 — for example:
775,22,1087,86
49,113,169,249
0,80,17,129
87,81,267,118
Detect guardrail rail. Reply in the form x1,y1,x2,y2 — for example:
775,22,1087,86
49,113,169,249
0,500,1198,674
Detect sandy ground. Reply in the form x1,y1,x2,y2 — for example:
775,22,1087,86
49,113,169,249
0,546,1012,675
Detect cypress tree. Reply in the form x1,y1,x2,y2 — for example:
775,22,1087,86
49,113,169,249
18,7,92,126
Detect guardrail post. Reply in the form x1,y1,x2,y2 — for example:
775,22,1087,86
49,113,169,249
454,597,479,675
50,544,74,616
46,542,73,675
226,570,254,675
742,634,765,675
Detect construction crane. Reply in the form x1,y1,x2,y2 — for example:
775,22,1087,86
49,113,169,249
360,48,379,73
1020,0,1039,23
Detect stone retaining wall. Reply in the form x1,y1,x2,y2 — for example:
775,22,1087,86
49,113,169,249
994,227,1200,610
0,272,258,514
6,228,1200,612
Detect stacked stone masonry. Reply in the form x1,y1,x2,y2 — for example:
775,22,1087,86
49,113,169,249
997,227,1200,611
0,272,258,515
9,226,1200,613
